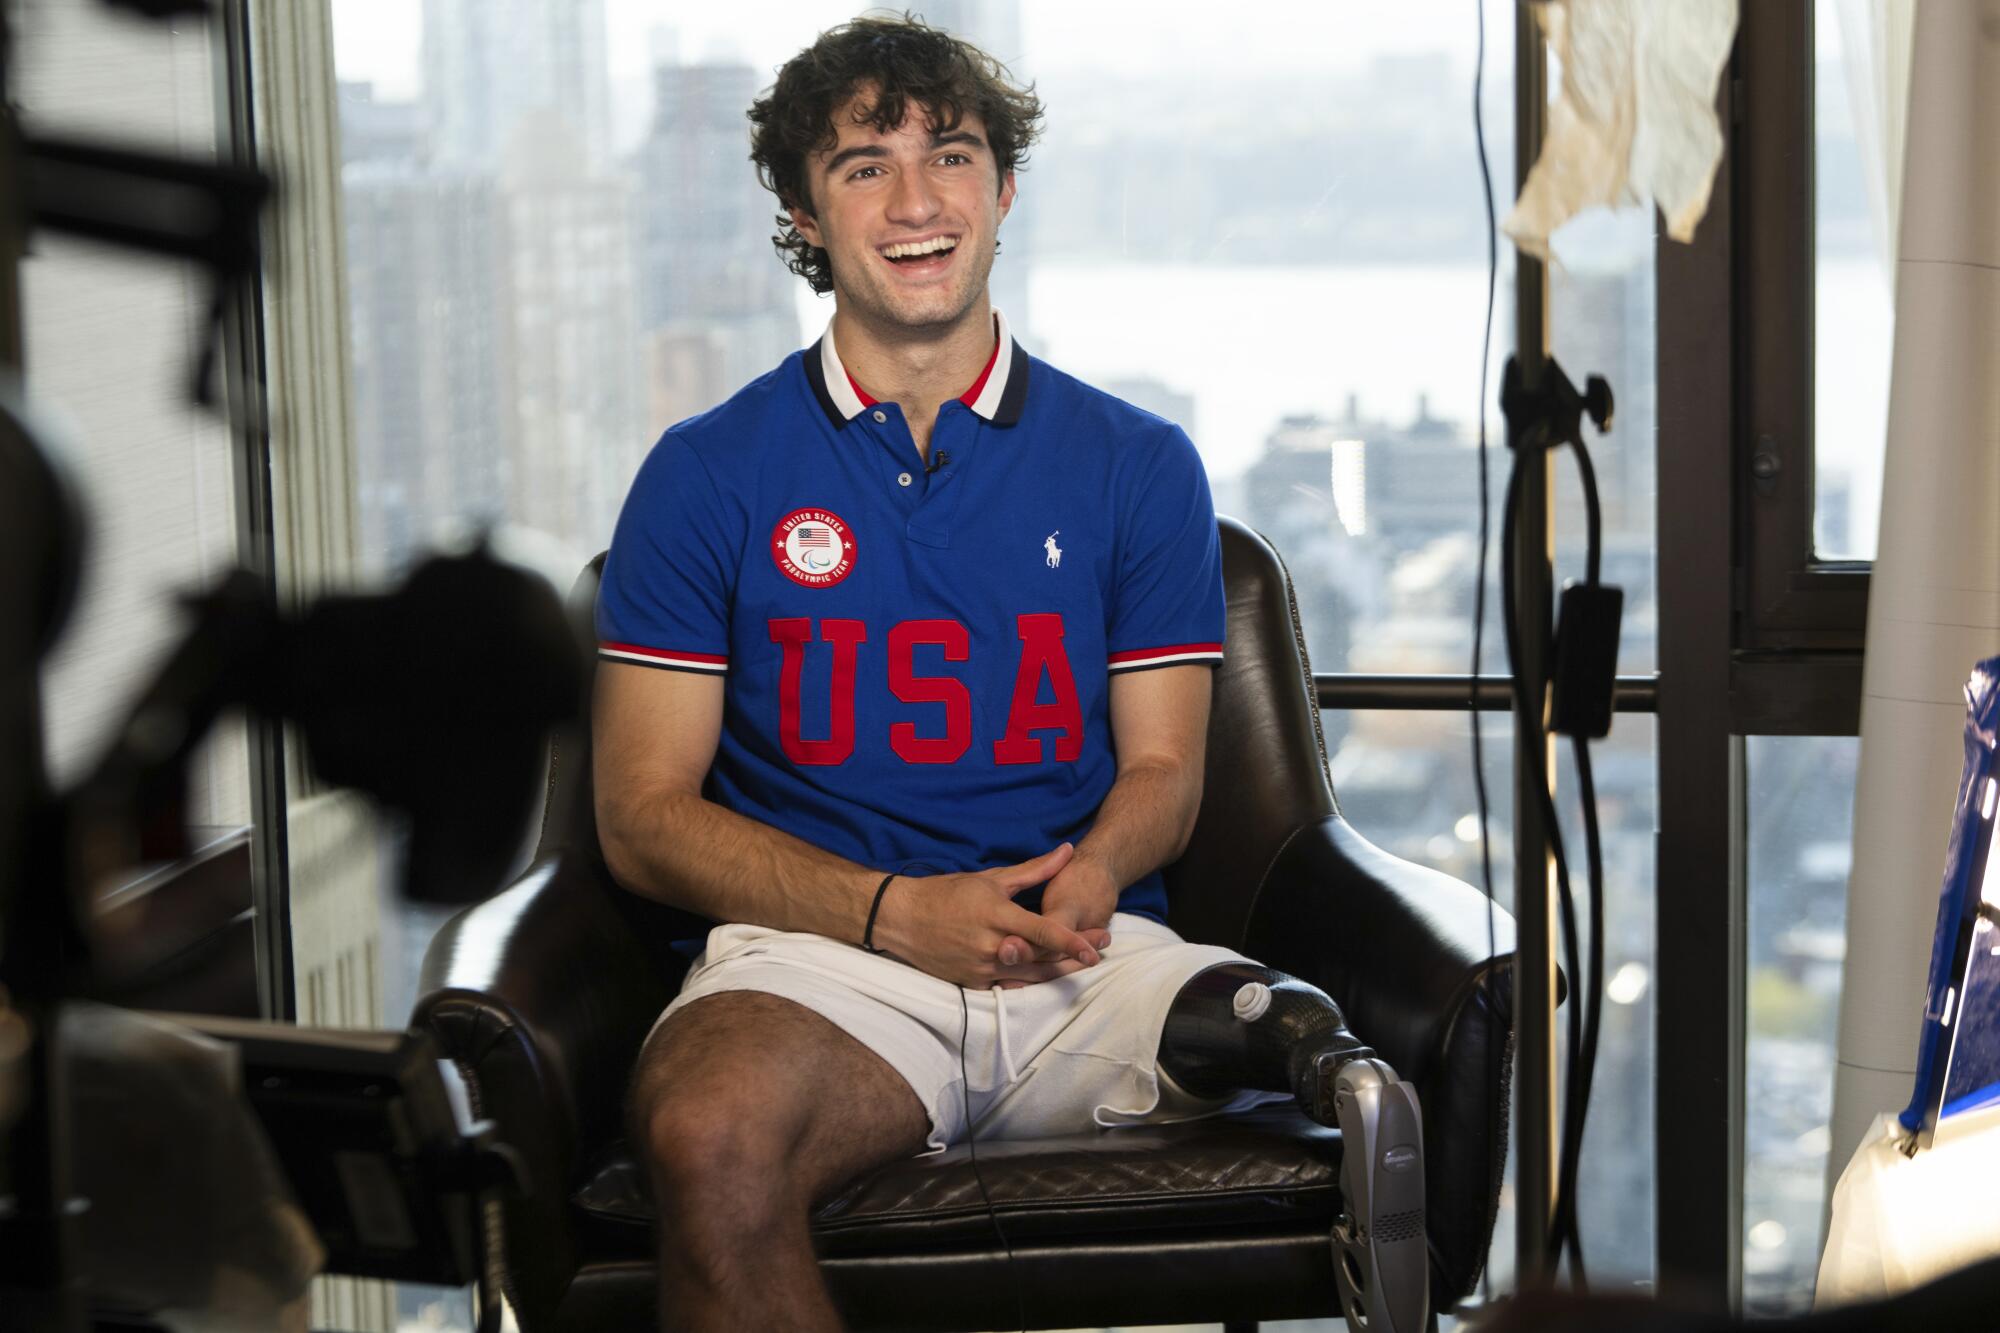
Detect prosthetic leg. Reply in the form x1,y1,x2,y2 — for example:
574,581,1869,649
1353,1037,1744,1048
1158,963,1427,1333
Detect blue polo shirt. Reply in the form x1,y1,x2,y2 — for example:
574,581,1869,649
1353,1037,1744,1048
597,311,1223,942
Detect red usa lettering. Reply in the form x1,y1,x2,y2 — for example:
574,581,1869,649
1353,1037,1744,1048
770,614,1082,766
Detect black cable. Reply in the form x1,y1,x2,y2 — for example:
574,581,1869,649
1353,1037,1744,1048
1563,734,1606,1245
1550,432,1608,1284
1569,433,1603,588
1508,416,1615,1287
877,860,1020,1329
1570,442,1607,1159
959,984,1025,1333
1469,0,1504,1305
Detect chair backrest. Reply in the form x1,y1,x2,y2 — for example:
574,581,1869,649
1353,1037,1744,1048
1162,517,1340,950
537,551,609,867
547,517,1339,951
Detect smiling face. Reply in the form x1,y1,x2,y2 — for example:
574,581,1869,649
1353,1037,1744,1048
789,92,1016,336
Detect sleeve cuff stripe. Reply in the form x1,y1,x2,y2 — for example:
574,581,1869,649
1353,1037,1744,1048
598,643,729,672
1107,644,1224,671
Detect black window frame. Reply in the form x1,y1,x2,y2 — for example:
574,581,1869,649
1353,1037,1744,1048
1659,0,1877,1311
1732,0,1870,668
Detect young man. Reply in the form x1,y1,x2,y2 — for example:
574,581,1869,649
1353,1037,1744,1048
593,17,1405,1332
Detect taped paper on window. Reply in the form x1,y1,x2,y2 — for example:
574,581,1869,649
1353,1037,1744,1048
1504,0,1738,260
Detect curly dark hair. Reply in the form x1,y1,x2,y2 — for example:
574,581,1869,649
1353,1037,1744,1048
748,13,1044,295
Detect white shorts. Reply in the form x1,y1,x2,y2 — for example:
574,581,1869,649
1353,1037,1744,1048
659,911,1290,1153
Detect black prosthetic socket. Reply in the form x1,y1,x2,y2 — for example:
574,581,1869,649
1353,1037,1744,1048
1157,963,1373,1125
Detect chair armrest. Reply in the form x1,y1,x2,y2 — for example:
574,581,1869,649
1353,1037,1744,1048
1241,814,1516,1303
413,853,696,1325
416,851,697,1168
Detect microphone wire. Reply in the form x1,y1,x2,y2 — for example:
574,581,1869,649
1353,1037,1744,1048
961,982,1025,1333
1470,0,1504,1303
888,857,1023,1331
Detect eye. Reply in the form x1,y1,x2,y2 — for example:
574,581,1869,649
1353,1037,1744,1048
849,164,883,181
938,152,972,167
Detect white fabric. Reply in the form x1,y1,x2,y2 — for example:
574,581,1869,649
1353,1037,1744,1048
1502,0,1738,260
1827,0,2000,1204
819,309,1014,422
660,911,1288,1152
818,322,869,420
1817,1104,2000,1306
1832,0,1916,292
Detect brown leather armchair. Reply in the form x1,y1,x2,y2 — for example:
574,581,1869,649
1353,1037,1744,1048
415,516,1516,1331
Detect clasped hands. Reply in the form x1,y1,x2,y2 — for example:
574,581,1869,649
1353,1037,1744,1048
870,842,1119,990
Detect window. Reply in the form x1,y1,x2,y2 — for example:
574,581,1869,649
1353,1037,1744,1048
1656,2,1889,1307
18,0,251,887
1743,735,1858,1314
1734,0,1904,651
1811,0,1900,564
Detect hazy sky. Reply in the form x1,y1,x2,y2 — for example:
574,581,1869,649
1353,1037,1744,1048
332,1,1520,99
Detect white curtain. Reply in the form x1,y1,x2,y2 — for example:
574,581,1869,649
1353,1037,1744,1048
1824,0,2000,1289
1832,0,1916,290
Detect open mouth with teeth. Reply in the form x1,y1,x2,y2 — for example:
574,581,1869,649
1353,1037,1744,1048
879,235,959,267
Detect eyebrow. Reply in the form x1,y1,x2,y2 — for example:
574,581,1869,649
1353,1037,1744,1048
822,129,989,177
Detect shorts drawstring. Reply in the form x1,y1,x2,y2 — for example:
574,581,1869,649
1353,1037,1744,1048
991,982,1021,1086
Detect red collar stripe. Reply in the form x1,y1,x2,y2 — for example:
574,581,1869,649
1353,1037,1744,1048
843,334,1002,411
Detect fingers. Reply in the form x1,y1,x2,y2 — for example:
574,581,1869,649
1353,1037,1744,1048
995,842,1074,895
996,928,1114,967
1005,905,1098,967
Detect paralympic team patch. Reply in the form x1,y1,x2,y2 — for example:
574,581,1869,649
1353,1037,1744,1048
771,507,857,587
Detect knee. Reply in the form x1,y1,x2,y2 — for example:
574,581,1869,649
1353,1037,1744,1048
637,1087,798,1223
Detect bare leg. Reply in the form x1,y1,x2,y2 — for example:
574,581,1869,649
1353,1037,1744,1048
629,990,930,1333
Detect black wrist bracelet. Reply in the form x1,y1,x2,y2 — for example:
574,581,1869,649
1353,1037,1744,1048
863,872,896,954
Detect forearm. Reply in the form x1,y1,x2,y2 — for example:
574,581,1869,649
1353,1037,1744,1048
602,791,1095,984
601,791,881,945
1071,759,1202,892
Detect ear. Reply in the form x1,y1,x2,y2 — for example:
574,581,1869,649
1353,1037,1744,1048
789,201,824,249
996,169,1017,226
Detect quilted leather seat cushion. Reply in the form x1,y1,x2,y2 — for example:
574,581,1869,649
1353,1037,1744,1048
575,1105,1343,1257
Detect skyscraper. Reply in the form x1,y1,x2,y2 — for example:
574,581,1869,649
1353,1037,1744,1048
342,158,510,572
421,0,612,171
1551,263,1657,540
499,112,645,552
336,81,426,167
631,59,800,423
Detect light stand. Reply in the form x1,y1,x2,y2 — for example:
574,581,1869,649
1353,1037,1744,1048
1509,0,1560,1289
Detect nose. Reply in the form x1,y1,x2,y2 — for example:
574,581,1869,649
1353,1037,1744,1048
885,164,941,228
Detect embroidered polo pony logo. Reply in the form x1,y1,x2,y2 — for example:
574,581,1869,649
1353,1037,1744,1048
1044,531,1062,569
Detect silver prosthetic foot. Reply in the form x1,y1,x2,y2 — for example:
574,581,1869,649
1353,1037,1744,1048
1322,1055,1427,1333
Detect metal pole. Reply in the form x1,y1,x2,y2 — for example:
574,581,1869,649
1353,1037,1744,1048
1511,0,1559,1291
1313,673,1660,714
214,0,294,1022
1,12,22,373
